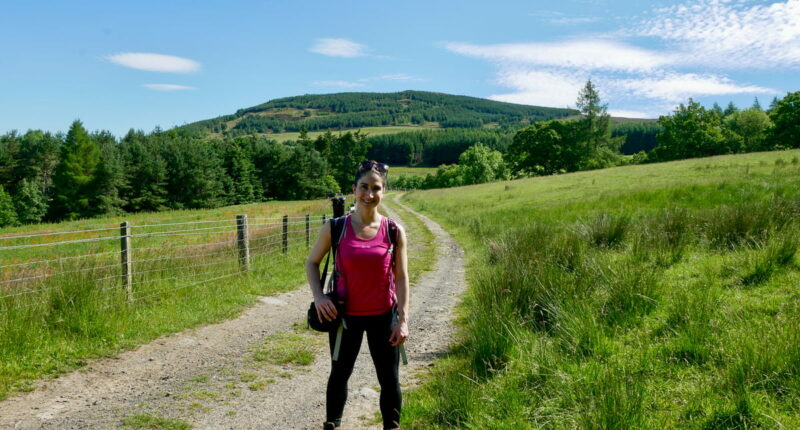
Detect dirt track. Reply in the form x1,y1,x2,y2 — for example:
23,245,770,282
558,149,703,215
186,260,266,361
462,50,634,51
0,195,466,430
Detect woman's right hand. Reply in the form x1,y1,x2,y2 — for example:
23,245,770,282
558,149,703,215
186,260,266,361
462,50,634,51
315,295,338,323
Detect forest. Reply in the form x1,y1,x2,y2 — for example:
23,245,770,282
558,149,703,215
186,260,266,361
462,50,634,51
177,90,576,137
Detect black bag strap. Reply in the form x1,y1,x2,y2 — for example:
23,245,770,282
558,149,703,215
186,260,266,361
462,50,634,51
387,217,398,265
321,215,348,294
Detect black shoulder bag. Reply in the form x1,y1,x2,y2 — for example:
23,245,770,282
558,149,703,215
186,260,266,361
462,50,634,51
307,216,347,332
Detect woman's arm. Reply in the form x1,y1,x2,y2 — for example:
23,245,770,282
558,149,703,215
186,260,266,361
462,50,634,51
305,221,337,322
390,224,409,347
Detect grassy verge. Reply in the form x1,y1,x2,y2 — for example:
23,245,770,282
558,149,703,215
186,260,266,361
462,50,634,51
381,195,436,285
0,199,330,400
400,150,800,428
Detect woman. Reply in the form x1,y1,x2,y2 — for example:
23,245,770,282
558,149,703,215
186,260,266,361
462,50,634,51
306,161,410,430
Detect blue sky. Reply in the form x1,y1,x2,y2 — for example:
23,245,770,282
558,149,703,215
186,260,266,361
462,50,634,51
1,0,798,137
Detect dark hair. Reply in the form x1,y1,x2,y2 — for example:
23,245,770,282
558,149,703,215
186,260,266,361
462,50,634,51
353,160,389,185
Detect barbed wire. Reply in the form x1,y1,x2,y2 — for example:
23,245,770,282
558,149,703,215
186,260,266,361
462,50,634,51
133,239,236,252
132,259,236,278
129,224,235,238
129,219,235,229
133,248,237,265
0,262,120,286
0,250,123,270
0,225,120,241
0,235,123,252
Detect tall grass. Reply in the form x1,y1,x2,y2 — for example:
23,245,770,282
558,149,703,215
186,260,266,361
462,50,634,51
402,149,800,429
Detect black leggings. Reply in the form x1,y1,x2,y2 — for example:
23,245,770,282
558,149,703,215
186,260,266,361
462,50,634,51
326,311,401,429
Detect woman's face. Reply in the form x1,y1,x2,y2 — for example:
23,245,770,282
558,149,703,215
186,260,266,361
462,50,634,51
352,171,384,209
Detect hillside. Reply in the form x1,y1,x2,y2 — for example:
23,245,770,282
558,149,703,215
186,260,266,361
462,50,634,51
176,90,577,137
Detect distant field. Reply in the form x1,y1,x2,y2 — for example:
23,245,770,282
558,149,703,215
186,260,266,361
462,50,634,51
402,149,800,428
391,166,437,177
266,126,442,143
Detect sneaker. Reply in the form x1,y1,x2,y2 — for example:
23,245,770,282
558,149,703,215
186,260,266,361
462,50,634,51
323,422,338,430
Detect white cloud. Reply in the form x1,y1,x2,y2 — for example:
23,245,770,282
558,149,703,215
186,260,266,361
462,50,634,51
636,0,800,68
607,109,654,119
313,80,365,88
614,73,775,102
488,70,586,107
107,53,200,73
142,84,197,91
310,38,367,58
444,39,670,73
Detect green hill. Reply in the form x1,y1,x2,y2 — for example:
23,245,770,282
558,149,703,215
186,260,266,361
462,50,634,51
176,90,577,138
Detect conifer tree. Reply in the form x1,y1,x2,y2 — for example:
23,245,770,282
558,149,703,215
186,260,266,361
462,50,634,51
49,120,101,220
13,178,47,224
724,102,739,117
0,185,18,227
752,97,763,111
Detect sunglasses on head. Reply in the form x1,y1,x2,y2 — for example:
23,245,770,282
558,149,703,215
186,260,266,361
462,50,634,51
359,161,389,173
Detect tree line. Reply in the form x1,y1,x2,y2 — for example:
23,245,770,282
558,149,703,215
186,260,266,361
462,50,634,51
393,84,800,190
507,85,799,176
0,125,367,227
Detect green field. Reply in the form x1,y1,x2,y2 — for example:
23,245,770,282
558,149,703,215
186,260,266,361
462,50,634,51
391,166,438,177
263,125,442,143
401,150,800,429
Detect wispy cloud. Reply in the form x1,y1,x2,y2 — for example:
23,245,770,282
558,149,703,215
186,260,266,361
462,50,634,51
613,73,775,102
550,16,602,25
360,73,426,82
313,80,365,88
529,11,602,25
444,40,669,73
445,1,790,110
310,38,367,58
142,84,197,91
635,0,800,69
107,53,200,73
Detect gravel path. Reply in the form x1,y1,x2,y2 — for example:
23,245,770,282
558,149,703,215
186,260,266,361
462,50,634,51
0,194,466,430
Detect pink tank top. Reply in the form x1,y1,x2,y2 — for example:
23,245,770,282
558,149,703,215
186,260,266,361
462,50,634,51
336,215,395,316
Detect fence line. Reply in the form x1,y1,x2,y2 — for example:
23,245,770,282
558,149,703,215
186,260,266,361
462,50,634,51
1,209,327,313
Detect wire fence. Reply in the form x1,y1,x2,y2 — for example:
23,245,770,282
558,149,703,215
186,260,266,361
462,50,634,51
0,208,332,313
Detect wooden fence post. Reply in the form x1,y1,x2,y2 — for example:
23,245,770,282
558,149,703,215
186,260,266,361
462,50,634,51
120,221,132,302
282,215,289,254
236,215,250,271
306,214,310,248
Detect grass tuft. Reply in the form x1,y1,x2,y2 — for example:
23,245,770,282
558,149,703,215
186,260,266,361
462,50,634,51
121,413,192,429
578,213,631,249
252,332,316,366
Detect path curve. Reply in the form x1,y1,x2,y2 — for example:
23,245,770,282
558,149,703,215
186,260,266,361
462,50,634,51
0,194,466,430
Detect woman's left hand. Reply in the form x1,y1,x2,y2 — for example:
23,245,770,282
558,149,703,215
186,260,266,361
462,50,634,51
389,320,409,347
